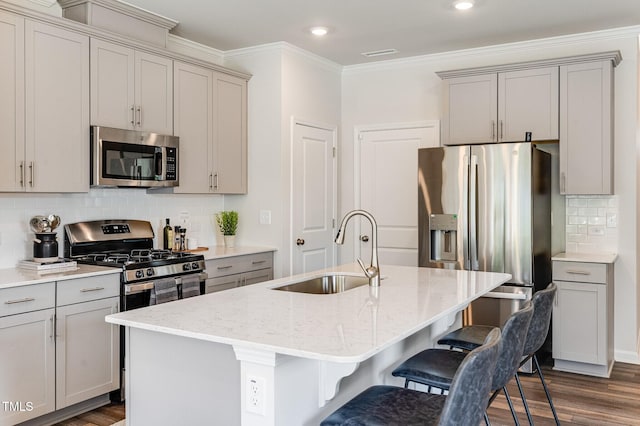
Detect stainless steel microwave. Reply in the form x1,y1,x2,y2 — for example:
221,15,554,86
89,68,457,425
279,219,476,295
91,126,179,188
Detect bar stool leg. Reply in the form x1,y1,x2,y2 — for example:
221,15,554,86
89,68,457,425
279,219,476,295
503,386,521,426
533,355,560,425
515,372,534,425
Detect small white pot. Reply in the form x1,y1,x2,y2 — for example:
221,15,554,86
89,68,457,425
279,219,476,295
223,235,236,248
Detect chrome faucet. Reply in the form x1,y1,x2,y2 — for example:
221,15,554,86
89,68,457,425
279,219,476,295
335,210,380,287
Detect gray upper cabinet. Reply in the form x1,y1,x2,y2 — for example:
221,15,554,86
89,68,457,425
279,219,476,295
441,67,558,145
173,63,248,194
212,72,248,194
90,38,173,135
559,60,614,195
439,52,620,195
0,12,89,193
173,61,213,194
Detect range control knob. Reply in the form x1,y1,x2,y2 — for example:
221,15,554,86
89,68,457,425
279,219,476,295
146,268,154,277
182,263,192,271
135,270,144,279
191,262,200,270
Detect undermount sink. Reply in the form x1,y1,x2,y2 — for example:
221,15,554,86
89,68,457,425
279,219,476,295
273,274,369,294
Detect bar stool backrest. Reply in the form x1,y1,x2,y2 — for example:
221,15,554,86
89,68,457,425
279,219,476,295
438,328,501,426
492,303,534,391
523,283,557,356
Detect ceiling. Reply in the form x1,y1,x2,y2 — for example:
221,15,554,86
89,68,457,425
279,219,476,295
123,0,640,65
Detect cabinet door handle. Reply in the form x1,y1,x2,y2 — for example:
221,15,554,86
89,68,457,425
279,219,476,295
19,161,24,187
136,106,142,126
4,297,35,304
566,270,591,275
252,260,266,265
217,265,233,270
213,173,219,190
49,315,54,341
209,173,213,189
499,120,504,140
80,287,105,292
491,120,495,140
130,105,135,126
29,162,34,187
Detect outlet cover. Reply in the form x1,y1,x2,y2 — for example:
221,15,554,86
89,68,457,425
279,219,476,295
246,375,266,415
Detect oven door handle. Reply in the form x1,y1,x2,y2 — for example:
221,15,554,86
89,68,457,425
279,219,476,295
124,281,155,295
482,291,528,300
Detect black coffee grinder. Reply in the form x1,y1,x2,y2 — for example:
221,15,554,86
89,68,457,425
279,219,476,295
30,215,61,262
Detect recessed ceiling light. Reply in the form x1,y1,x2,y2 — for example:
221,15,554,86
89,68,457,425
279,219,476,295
454,0,474,10
310,27,329,36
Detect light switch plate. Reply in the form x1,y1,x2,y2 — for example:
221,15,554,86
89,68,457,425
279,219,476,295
259,210,271,225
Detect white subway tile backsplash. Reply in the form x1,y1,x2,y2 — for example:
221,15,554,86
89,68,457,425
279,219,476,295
588,225,605,236
568,216,587,225
587,198,608,208
578,207,598,216
565,195,617,254
0,189,225,269
568,198,588,207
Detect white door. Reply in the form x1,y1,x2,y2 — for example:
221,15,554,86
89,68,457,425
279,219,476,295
291,122,336,275
359,123,439,266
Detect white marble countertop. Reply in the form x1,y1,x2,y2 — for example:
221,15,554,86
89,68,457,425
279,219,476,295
552,252,618,264
0,264,121,290
198,245,276,261
106,264,510,363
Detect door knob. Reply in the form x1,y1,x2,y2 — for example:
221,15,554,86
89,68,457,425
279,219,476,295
296,238,305,246
360,235,369,242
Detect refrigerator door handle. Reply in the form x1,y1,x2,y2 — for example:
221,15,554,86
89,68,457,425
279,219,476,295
470,154,479,270
463,154,470,270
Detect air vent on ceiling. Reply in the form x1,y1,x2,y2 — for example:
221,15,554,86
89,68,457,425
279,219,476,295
361,49,399,58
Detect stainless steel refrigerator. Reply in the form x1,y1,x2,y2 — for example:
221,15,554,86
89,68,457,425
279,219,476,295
418,142,552,330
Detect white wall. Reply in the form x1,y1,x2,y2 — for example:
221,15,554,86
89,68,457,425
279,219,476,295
0,189,224,268
224,43,341,277
341,29,640,363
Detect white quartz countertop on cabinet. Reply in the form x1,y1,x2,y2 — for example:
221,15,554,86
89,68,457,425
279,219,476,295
552,252,618,264
198,245,276,260
0,265,121,290
106,264,510,363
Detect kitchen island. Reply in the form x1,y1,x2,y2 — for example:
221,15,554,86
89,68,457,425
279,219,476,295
106,264,510,426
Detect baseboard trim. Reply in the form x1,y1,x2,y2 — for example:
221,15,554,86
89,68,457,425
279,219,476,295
614,349,640,365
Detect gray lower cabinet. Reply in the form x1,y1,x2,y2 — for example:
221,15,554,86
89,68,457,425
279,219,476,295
0,281,56,425
205,252,274,294
552,260,614,377
0,274,119,425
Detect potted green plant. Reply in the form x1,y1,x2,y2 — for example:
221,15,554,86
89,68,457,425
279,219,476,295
215,211,238,248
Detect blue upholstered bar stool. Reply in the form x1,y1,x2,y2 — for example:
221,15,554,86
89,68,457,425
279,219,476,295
391,303,533,425
438,283,559,425
321,328,501,426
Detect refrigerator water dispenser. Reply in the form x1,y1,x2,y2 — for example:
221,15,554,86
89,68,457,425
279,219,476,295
429,214,457,262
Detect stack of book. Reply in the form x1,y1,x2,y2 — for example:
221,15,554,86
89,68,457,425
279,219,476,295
18,259,78,274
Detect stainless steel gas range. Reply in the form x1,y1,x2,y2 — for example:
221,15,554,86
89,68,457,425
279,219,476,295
63,219,208,400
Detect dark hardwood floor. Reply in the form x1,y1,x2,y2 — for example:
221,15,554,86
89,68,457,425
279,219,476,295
53,402,124,426
53,362,639,425
486,361,640,425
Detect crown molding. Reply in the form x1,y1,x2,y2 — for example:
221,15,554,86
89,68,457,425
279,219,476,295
343,25,640,75
57,0,178,30
167,34,224,62
225,41,343,74
436,51,622,79
26,0,57,7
